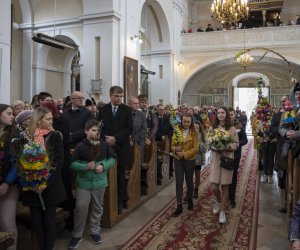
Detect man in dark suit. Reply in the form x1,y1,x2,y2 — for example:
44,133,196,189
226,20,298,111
97,86,133,214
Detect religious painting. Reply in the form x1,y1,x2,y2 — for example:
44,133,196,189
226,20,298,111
213,95,228,107
124,56,138,102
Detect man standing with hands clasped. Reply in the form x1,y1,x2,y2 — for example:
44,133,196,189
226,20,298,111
97,86,133,214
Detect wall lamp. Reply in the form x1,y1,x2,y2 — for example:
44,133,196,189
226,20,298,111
130,35,143,44
32,33,79,50
178,61,184,66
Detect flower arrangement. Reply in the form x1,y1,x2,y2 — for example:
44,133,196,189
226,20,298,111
90,139,101,161
207,127,232,150
170,109,183,146
282,100,296,126
254,78,272,147
18,133,50,211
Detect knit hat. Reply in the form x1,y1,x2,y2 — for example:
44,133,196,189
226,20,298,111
15,110,33,125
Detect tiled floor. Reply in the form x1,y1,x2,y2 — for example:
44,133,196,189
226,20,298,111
18,169,291,250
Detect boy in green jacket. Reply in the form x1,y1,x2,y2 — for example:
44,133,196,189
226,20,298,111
68,119,116,249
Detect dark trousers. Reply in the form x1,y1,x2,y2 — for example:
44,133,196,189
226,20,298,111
262,142,276,176
117,164,126,209
174,159,195,204
229,156,241,202
30,206,57,250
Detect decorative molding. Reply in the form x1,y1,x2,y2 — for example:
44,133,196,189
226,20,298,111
141,50,173,57
32,64,72,74
181,26,300,50
18,11,121,30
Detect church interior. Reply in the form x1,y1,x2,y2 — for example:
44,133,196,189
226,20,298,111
0,0,300,249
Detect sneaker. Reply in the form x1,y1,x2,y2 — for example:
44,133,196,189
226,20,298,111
68,237,82,249
219,211,226,224
90,234,103,244
268,176,273,184
212,203,221,214
260,174,267,183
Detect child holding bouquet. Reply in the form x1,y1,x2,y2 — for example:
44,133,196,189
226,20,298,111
21,107,66,250
208,106,238,224
68,119,116,249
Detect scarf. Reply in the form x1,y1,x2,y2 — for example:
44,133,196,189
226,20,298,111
34,128,51,150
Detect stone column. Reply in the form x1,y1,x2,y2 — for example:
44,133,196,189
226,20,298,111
262,10,266,27
280,0,300,25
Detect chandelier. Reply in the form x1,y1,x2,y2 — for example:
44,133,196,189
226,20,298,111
236,52,253,70
211,0,249,24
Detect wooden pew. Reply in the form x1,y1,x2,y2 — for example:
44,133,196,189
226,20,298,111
156,137,170,185
141,141,157,195
102,144,141,227
0,232,15,250
126,143,141,209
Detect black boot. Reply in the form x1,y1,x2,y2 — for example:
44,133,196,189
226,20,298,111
173,204,183,217
193,188,198,199
187,199,193,210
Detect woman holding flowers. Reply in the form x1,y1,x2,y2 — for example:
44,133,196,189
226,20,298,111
208,106,238,224
21,107,66,250
0,104,18,250
171,113,199,217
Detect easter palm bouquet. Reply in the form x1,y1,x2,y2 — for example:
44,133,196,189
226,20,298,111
207,127,232,150
18,134,50,211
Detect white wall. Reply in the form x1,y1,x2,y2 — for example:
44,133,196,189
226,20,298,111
0,0,11,104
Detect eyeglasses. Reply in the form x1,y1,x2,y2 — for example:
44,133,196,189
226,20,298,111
72,97,85,100
112,95,123,98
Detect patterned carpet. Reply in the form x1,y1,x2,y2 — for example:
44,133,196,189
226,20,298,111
122,139,259,250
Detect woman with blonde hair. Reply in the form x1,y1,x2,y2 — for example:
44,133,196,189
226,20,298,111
22,107,66,250
171,113,199,217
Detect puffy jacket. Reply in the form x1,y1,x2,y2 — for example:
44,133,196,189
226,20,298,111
71,138,116,189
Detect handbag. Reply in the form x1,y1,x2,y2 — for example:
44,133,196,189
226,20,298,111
220,155,234,170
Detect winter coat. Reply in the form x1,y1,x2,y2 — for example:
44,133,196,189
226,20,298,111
22,130,67,207
71,138,116,189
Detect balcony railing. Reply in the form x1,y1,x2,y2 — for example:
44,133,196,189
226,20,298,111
181,25,300,51
249,0,283,11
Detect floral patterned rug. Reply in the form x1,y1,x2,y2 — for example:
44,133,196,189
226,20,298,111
122,139,258,250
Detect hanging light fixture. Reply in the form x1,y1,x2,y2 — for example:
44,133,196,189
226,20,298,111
211,0,249,25
236,52,253,69
235,28,253,70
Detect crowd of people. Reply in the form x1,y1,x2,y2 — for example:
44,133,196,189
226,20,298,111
0,86,253,250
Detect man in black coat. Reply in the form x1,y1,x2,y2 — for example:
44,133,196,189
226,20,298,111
97,86,133,214
62,91,93,149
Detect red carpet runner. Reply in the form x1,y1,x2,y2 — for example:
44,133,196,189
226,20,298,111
122,139,258,250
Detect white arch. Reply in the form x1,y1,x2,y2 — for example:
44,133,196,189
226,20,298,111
232,72,270,87
182,54,300,91
35,30,81,68
139,0,171,48
18,0,32,24
183,54,234,89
